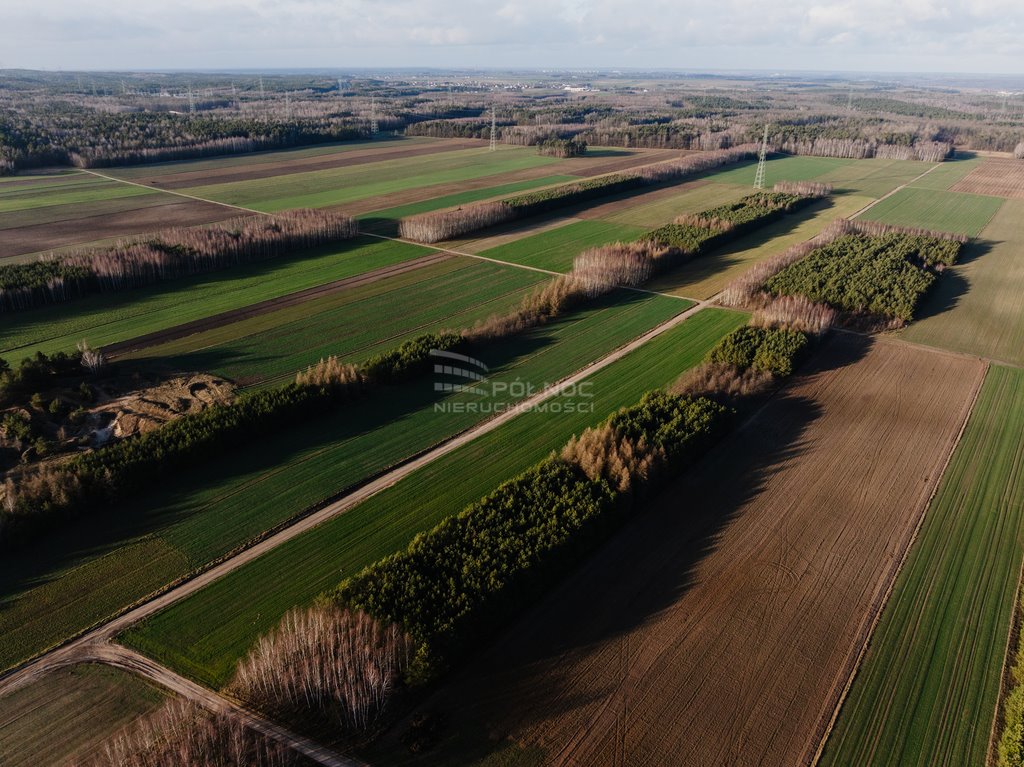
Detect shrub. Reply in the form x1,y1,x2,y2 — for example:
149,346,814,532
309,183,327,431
750,295,836,336
670,362,776,401
231,605,412,735
1015,142,1024,160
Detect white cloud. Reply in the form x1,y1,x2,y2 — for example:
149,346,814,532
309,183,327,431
0,0,1021,73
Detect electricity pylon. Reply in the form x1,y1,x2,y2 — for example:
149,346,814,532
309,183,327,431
754,124,769,190
370,96,379,137
489,107,497,151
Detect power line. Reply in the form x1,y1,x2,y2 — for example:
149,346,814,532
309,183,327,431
754,124,769,190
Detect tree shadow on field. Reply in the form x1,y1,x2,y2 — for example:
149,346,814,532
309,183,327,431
911,238,995,323
370,335,872,766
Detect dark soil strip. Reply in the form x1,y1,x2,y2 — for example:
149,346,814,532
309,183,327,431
103,252,452,358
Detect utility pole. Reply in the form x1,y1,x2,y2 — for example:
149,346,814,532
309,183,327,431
489,106,497,151
754,124,770,190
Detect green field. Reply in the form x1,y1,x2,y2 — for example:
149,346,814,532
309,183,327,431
0,236,432,359
595,181,748,229
648,192,873,300
858,187,1004,237
0,173,155,214
129,257,547,387
0,664,167,767
908,156,984,191
0,290,687,673
357,174,577,229
121,307,746,689
821,364,1024,767
181,145,559,211
704,155,854,187
901,200,1024,366
815,158,936,198
476,219,648,272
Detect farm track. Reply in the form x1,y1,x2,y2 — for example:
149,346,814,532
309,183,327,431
102,252,452,358
0,289,719,763
407,334,985,767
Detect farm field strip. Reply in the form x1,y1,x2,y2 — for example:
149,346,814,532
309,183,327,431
951,156,1024,199
394,335,985,767
582,180,747,228
0,175,156,213
820,364,1024,767
103,136,437,179
908,156,984,191
179,145,560,211
120,308,746,689
0,291,687,674
900,199,1024,367
814,158,939,198
0,236,431,358
136,139,486,190
476,219,649,272
129,257,548,388
104,252,454,357
0,664,167,767
856,186,1004,237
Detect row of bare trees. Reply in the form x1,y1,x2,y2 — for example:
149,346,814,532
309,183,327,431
73,700,298,767
772,180,833,197
719,217,966,308
774,137,952,162
1,210,357,312
398,145,759,243
231,605,413,735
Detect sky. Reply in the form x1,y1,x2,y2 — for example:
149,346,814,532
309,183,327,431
2,0,1023,75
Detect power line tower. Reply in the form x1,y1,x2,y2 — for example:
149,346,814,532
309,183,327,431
489,106,497,151
285,92,291,119
188,85,196,116
847,86,854,112
754,124,770,190
370,96,379,137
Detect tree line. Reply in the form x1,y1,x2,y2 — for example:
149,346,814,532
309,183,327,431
0,210,357,312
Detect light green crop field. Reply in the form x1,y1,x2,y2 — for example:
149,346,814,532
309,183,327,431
121,308,746,689
821,364,1024,767
0,236,431,359
815,158,937,198
0,174,155,214
908,157,985,191
648,192,873,300
704,155,854,187
356,174,576,231
477,219,648,272
181,146,559,211
901,199,1024,366
105,136,431,179
0,290,686,674
592,182,748,229
0,664,167,767
129,257,547,387
857,187,1004,237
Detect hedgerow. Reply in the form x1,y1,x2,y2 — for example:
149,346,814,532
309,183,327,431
334,392,731,681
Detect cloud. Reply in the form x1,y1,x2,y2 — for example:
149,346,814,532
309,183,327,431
0,0,1022,73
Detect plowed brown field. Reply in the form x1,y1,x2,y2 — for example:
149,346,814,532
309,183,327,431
408,335,984,767
951,157,1024,199
0,199,242,259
